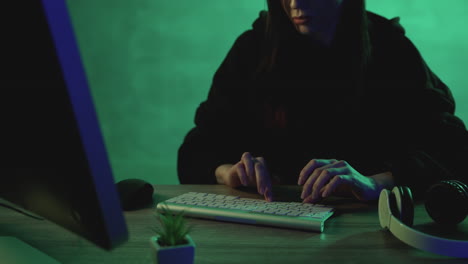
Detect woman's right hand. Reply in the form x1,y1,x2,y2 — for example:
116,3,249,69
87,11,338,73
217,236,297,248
215,152,273,202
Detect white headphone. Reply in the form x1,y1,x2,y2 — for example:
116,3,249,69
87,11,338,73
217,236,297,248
378,181,468,258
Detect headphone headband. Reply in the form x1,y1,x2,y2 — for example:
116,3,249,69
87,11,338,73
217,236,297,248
378,186,468,258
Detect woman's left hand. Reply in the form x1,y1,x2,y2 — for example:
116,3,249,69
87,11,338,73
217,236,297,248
297,159,380,203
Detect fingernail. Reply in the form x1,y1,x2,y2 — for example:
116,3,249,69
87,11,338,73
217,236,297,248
322,191,327,198
306,196,317,203
264,190,270,201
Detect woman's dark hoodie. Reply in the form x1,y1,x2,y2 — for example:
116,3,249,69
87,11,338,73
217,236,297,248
177,11,468,199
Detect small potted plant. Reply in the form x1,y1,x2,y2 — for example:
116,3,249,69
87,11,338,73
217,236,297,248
149,204,195,264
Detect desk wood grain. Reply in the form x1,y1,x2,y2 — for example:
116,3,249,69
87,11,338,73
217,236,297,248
1,185,467,264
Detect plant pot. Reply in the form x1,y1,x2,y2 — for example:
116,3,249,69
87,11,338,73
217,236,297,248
149,234,195,264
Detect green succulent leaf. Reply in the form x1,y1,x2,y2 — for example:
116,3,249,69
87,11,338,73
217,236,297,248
153,204,193,246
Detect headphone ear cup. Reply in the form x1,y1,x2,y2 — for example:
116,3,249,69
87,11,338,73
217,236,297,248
392,186,414,226
388,188,399,219
425,180,468,225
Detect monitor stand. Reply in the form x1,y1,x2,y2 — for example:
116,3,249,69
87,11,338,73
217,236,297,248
0,236,61,264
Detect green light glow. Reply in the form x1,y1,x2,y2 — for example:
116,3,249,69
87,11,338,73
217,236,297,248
67,0,468,184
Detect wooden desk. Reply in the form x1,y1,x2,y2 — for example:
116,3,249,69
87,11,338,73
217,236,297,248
1,185,467,264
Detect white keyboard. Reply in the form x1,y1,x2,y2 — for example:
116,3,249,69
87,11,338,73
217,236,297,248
157,192,335,232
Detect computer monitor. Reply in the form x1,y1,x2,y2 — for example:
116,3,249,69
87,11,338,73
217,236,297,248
0,0,128,255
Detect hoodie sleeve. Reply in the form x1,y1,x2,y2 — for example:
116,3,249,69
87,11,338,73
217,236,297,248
376,28,468,199
177,28,261,184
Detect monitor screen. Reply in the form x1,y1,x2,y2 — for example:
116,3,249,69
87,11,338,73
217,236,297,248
0,0,128,250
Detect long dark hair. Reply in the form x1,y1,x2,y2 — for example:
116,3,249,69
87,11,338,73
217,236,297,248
257,0,372,106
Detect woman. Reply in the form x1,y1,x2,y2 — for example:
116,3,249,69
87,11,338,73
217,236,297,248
177,0,468,203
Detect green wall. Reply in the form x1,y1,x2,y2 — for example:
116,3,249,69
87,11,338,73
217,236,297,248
66,0,468,185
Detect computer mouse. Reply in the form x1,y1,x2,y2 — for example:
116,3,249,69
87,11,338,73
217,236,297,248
116,178,154,211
